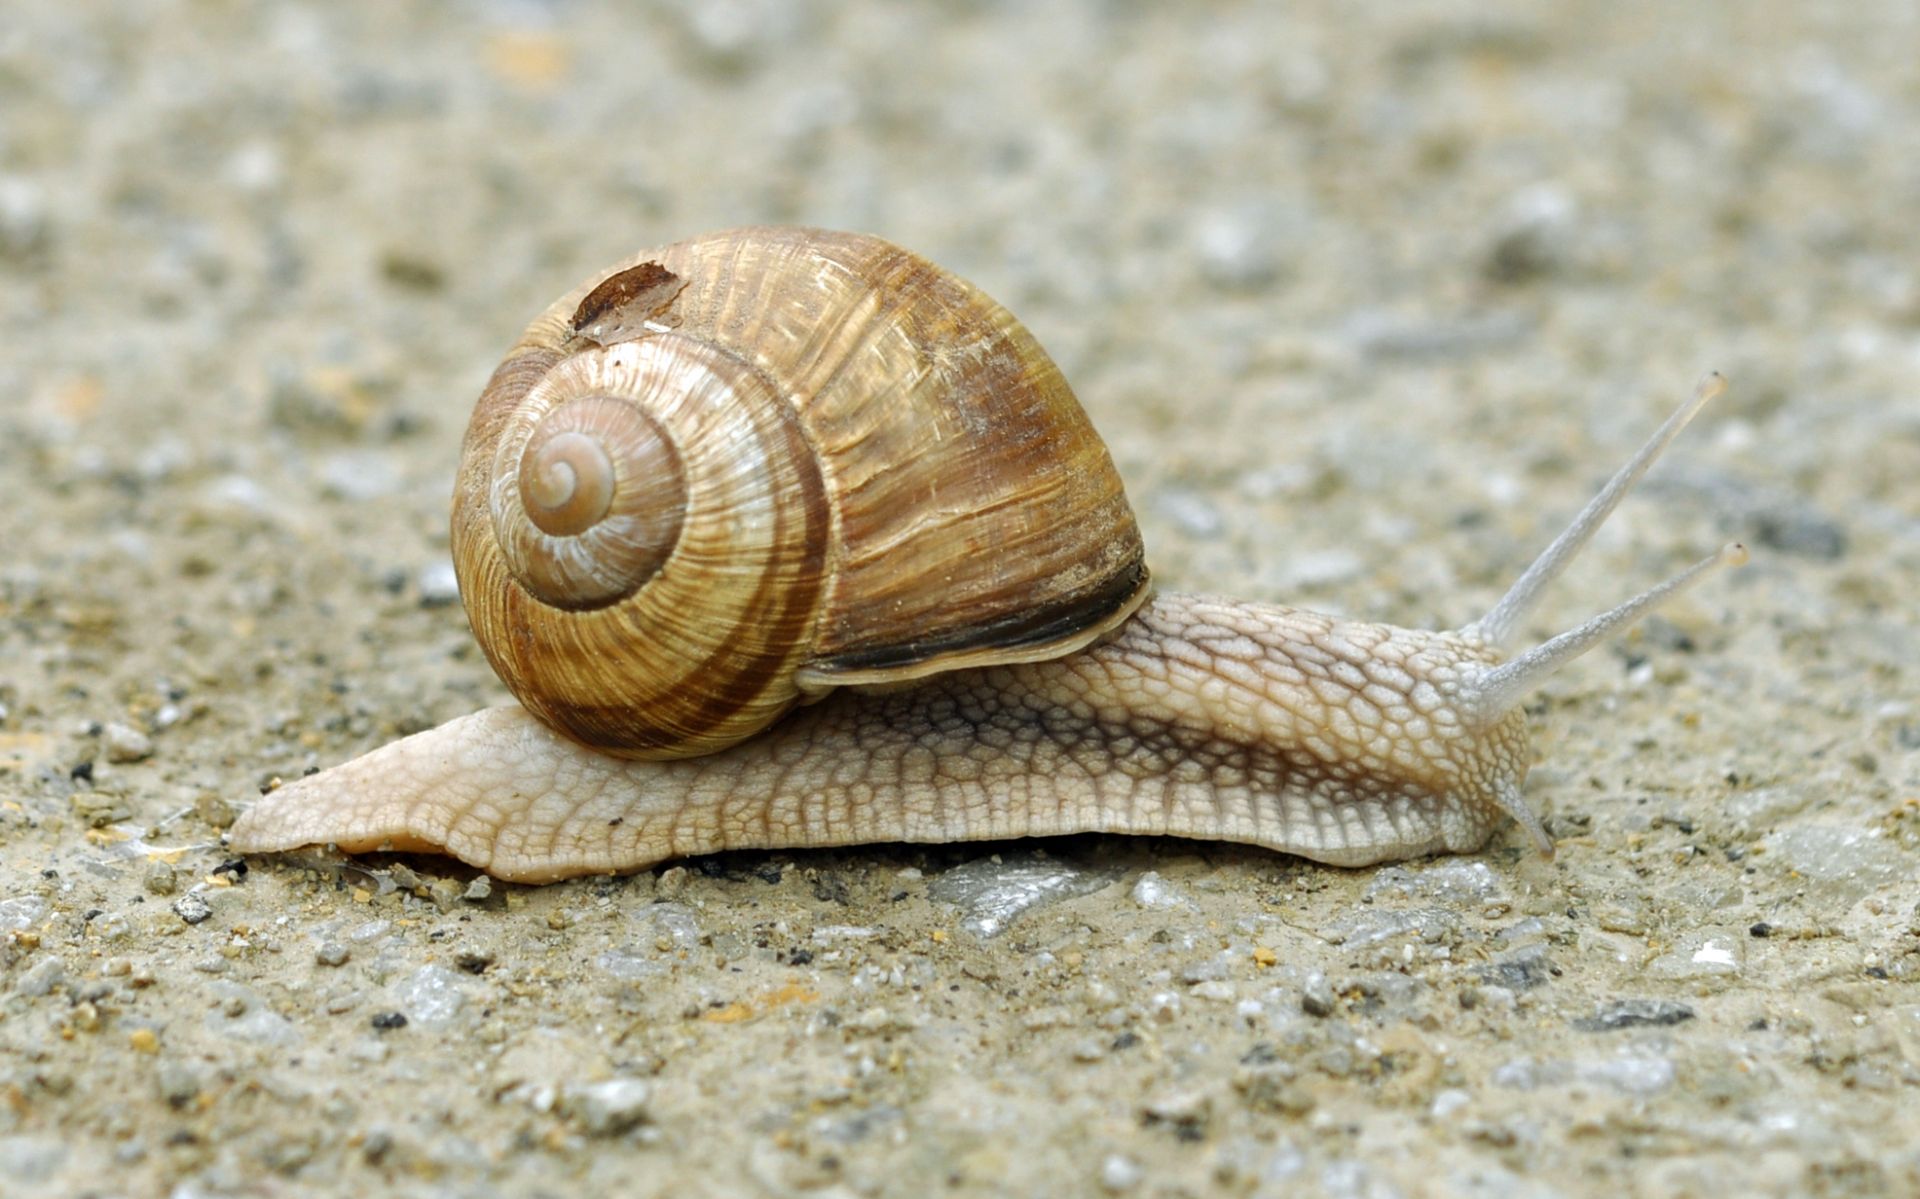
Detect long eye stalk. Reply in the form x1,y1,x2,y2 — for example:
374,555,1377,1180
1470,373,1730,649
1468,541,1746,727
1459,373,1746,729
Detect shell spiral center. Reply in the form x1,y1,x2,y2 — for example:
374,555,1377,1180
523,431,615,536
492,393,687,611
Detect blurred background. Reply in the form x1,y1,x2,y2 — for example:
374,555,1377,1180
4,1,1912,603
7,1,1914,621
2,2,1916,1196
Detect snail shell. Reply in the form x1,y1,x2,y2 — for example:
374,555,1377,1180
454,227,1151,759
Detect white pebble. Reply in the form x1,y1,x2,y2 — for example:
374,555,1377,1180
102,722,154,763
1099,1153,1144,1193
394,964,468,1027
14,957,65,998
1129,871,1184,909
566,1078,652,1136
417,560,461,607
1190,204,1285,289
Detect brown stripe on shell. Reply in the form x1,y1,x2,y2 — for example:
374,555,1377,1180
457,333,833,760
455,227,1151,757
461,347,566,472
801,558,1151,685
533,342,833,756
780,233,1148,681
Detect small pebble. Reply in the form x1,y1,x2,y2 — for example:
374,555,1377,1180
1,895,49,931
209,1005,299,1048
1765,824,1904,899
172,894,212,925
1430,1088,1472,1120
1099,1153,1144,1193
927,853,1118,938
565,1078,653,1136
646,904,704,948
144,861,178,896
1080,980,1121,1011
195,793,236,829
463,875,493,902
156,1062,204,1109
1142,1087,1212,1127
1013,999,1075,1029
1301,972,1335,1017
14,957,66,998
71,789,131,827
395,964,469,1026
387,862,423,891
1646,932,1744,981
1129,871,1183,910
102,722,154,763
417,560,461,607
1460,984,1517,1013
1190,204,1286,289
1182,955,1230,984
455,950,494,974
1572,999,1696,1032
1482,182,1578,283
1579,1053,1676,1097
655,865,690,899
0,175,51,262
315,942,350,967
360,1126,394,1161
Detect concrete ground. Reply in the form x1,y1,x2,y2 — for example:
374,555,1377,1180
1,2,1915,1196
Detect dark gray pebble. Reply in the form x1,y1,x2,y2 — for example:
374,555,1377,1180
1572,999,1696,1032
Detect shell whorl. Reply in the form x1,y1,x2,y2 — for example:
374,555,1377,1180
491,392,687,610
453,226,1150,761
458,333,832,758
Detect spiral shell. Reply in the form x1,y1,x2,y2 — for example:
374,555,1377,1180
453,227,1149,759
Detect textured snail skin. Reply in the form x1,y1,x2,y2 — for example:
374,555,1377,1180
230,593,1531,883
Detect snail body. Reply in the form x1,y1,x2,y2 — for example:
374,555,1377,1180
230,227,1743,883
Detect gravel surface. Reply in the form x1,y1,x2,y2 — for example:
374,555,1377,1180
2,2,1916,1196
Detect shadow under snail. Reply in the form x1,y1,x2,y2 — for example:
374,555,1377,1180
229,226,1746,883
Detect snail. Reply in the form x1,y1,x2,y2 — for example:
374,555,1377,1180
229,226,1745,884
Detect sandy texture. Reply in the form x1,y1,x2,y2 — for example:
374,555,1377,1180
2,2,1916,1196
